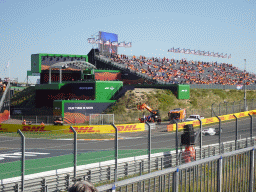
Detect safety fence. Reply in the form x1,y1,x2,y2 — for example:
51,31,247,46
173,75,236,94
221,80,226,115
89,114,114,125
5,115,55,125
212,99,256,117
0,136,255,192
98,146,256,192
190,83,256,90
6,97,256,126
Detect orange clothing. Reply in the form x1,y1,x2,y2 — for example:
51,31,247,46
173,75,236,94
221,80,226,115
182,146,195,163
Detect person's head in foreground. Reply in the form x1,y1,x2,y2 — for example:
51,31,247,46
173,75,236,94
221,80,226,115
68,180,98,192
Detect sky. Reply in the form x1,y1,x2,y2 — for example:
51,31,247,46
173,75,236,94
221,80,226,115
0,0,255,83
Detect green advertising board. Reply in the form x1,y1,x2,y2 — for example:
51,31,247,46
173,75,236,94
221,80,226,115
177,84,190,99
96,81,123,101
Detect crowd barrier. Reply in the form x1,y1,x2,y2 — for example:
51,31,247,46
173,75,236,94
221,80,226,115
167,109,256,131
0,123,145,133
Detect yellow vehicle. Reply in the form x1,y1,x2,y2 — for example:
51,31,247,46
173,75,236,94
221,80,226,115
168,108,186,124
137,103,161,124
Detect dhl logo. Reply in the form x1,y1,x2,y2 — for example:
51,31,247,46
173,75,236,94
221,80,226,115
69,127,100,133
238,112,246,117
113,125,141,132
192,121,200,126
0,125,7,132
21,126,46,132
220,116,225,121
205,118,215,124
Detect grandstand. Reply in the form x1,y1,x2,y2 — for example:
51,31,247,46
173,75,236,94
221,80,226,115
97,53,256,87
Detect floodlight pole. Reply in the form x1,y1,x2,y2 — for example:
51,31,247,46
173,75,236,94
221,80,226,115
244,59,247,111
49,68,52,84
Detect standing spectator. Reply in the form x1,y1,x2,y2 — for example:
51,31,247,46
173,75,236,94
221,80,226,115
22,119,26,125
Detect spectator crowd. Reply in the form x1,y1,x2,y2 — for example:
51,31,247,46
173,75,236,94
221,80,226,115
106,54,256,85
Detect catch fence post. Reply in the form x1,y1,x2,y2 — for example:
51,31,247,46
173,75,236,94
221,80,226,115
249,148,254,192
70,126,77,180
145,122,151,173
111,123,118,183
216,116,221,154
233,114,238,150
249,113,253,146
217,156,223,192
172,168,179,192
17,129,25,192
174,120,179,166
15,183,19,192
197,117,202,159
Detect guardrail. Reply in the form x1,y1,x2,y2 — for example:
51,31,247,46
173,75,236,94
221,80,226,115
97,145,256,192
1,137,254,191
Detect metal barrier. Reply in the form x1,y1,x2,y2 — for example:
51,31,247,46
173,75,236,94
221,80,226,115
8,115,55,125
89,114,114,125
1,136,254,191
97,146,256,192
211,99,256,117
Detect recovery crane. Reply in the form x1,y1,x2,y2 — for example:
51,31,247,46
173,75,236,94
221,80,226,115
137,103,161,124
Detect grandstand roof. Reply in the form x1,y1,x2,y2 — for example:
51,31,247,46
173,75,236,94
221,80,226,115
49,61,96,70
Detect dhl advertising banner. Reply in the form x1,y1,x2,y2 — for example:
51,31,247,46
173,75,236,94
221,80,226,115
0,123,145,134
167,110,256,132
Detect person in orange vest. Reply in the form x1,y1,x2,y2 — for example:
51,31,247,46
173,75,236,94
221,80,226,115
22,119,26,125
41,122,45,126
182,146,195,163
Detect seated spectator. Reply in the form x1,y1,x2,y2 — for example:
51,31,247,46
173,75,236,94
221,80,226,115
102,53,256,86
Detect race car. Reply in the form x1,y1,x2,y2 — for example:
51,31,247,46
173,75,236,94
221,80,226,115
202,128,216,136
